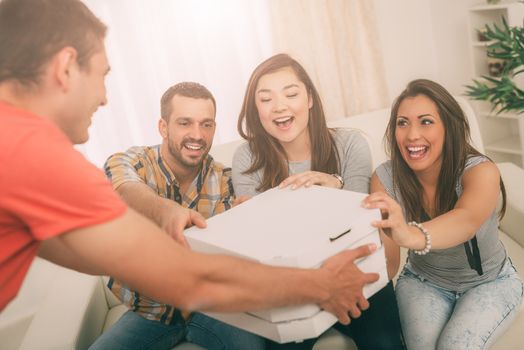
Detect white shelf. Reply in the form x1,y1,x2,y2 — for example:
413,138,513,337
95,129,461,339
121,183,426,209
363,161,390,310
468,2,524,167
472,40,496,47
485,136,523,155
470,4,514,12
472,75,503,82
482,111,524,120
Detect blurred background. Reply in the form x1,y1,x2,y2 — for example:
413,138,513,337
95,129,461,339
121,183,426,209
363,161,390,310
80,0,505,167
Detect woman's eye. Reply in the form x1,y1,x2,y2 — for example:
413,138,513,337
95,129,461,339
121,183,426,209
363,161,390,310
421,119,434,125
396,119,408,127
260,98,271,103
287,93,298,98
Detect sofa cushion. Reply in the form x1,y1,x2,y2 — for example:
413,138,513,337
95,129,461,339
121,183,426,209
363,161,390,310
498,162,524,247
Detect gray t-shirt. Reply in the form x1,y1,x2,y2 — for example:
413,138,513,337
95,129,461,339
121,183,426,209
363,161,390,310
376,156,507,292
232,128,372,197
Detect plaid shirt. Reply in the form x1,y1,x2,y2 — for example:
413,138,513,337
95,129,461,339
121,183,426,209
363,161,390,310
104,145,234,324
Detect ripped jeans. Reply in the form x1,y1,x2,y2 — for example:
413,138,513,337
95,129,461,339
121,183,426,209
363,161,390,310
396,258,523,350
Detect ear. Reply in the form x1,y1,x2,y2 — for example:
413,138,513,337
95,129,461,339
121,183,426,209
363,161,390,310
308,92,314,109
53,47,78,92
158,118,168,139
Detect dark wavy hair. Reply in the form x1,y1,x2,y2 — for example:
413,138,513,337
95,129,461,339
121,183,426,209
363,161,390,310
160,82,216,122
385,79,506,220
237,53,339,192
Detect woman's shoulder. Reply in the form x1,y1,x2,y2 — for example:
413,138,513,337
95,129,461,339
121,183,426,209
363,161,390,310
375,160,393,178
374,160,395,196
332,127,366,142
232,141,255,170
332,127,370,153
465,154,490,170
232,141,252,158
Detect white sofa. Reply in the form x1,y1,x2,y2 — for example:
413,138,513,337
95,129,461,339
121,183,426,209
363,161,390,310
1,97,523,350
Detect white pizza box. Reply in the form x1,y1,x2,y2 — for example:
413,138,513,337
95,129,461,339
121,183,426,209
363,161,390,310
184,186,387,341
204,249,388,344
204,306,337,345
248,234,385,323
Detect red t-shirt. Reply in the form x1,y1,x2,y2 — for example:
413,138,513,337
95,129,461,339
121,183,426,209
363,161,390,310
0,102,127,311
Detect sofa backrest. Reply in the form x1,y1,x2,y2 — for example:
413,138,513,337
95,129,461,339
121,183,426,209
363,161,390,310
210,96,483,170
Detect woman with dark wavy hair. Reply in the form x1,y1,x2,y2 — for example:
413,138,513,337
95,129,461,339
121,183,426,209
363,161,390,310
363,79,523,349
233,53,404,350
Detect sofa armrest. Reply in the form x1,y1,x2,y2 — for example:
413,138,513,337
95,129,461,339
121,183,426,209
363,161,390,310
498,162,524,248
19,268,109,350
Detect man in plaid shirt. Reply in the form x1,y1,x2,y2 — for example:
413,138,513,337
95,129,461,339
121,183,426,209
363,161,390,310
91,82,262,350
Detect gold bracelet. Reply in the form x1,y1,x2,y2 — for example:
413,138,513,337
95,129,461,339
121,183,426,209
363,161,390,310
408,221,431,255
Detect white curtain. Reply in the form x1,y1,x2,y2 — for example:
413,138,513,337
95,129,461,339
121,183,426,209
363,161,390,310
80,0,387,168
268,0,389,120
80,0,274,167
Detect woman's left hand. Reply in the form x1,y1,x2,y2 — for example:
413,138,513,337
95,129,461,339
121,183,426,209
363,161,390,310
279,171,342,190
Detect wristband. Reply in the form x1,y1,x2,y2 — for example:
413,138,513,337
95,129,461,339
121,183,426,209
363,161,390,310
330,173,344,189
408,221,431,255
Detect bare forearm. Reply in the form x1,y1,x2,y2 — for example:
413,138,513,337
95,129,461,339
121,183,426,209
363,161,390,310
369,166,499,251
116,182,173,226
38,238,105,275
53,209,374,319
418,208,488,249
417,162,500,250
179,254,331,312
53,210,327,312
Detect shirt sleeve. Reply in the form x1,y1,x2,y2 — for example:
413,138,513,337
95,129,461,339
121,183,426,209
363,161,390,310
213,167,234,214
104,147,148,190
375,161,396,199
3,126,127,240
337,129,372,194
232,142,262,197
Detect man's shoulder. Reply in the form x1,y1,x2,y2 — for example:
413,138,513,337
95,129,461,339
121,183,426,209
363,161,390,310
106,145,160,165
123,144,159,158
1,104,70,152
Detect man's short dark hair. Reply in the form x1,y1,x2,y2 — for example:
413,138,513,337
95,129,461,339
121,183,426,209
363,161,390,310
0,0,107,86
160,82,217,121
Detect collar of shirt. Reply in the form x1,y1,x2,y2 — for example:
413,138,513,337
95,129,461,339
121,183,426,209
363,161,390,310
153,145,214,207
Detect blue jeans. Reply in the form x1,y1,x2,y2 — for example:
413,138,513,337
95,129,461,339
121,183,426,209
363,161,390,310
89,310,265,350
396,258,523,350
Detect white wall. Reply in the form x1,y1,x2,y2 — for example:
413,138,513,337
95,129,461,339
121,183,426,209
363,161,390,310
79,0,487,166
373,0,481,102
429,0,480,95
373,0,439,104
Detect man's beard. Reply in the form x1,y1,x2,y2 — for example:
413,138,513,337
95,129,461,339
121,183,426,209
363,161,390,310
167,136,208,170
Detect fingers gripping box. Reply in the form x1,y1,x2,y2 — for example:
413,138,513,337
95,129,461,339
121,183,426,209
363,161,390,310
184,186,388,343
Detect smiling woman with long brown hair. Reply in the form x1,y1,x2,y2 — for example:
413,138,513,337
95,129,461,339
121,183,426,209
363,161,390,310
233,53,404,350
363,79,523,349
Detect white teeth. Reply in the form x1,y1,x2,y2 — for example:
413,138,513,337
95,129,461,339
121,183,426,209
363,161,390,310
185,144,203,150
408,146,426,152
274,116,293,123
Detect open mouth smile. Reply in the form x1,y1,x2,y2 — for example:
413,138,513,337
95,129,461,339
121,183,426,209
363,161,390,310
183,142,205,151
406,145,428,160
273,116,294,128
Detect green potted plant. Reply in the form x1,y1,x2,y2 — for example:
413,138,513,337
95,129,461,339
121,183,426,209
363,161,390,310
465,16,524,113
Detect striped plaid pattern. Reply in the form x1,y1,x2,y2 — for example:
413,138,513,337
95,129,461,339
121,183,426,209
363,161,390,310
104,145,233,323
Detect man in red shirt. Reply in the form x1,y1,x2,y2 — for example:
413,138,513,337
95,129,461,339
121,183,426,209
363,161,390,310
0,0,378,328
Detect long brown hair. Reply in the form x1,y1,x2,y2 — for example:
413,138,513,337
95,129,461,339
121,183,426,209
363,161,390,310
385,79,506,220
237,53,339,192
